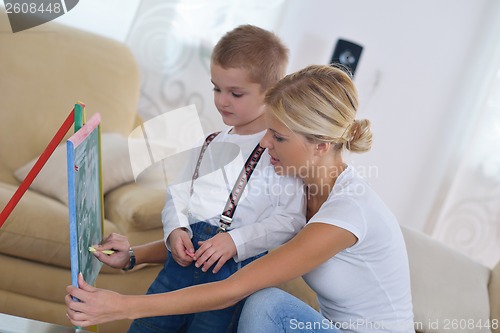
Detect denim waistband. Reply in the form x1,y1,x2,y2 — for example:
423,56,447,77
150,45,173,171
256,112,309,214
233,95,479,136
190,221,222,242
189,221,266,266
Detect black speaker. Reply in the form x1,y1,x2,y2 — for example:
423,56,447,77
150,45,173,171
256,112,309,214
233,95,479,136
330,39,363,77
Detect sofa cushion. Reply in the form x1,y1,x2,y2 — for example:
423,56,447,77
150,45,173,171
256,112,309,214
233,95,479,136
401,225,492,332
14,133,135,205
104,182,166,232
0,182,122,268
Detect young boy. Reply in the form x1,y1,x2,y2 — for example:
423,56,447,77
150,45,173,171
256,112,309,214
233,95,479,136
93,25,305,333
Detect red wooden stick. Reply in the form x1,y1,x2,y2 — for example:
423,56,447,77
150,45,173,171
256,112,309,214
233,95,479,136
0,110,75,228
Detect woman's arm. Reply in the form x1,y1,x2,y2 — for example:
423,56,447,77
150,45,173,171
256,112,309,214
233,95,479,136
66,223,356,327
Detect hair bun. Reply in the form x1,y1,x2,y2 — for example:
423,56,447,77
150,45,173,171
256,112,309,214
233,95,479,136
346,119,372,153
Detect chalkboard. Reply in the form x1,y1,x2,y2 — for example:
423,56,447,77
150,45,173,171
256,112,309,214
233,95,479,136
67,113,104,288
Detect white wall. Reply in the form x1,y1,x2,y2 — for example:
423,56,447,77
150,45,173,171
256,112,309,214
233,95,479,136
17,0,496,231
52,0,140,42
276,0,495,229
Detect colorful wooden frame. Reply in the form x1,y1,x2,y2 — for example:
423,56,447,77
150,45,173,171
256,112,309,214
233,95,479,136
67,113,104,288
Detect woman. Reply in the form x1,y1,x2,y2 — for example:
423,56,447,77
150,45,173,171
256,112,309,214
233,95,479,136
66,64,414,333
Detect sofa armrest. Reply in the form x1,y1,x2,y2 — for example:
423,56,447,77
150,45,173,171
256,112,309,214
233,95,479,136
490,261,500,333
104,183,166,233
401,225,491,332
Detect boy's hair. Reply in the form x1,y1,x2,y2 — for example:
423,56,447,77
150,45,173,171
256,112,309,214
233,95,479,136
211,24,289,91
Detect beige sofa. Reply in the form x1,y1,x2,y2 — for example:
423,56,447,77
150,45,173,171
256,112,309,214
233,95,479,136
0,12,166,333
0,10,499,333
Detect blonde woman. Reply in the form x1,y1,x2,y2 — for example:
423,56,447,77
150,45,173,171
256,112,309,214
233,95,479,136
66,64,414,333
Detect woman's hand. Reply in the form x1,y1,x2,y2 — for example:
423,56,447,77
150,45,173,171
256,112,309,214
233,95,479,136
65,273,127,327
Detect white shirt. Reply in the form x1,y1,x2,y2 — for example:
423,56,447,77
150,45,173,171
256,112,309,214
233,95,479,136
162,128,306,262
303,165,414,333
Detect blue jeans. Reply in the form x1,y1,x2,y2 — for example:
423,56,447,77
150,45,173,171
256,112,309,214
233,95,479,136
238,288,341,333
127,222,265,333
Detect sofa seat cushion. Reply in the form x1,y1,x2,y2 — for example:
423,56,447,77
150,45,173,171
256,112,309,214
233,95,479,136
0,182,122,269
104,183,166,232
14,133,135,205
402,225,492,333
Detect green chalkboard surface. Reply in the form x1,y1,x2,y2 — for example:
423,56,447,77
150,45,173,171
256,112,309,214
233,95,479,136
67,113,104,288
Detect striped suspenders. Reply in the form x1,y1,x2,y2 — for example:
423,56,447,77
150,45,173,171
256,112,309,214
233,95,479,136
191,132,265,233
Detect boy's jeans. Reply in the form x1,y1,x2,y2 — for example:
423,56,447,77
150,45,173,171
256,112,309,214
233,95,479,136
127,221,265,333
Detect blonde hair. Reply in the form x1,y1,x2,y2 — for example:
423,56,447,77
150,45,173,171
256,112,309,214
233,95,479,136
211,25,289,91
265,64,372,153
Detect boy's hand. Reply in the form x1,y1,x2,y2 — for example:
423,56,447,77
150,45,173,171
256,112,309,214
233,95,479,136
168,228,195,267
91,233,130,269
194,233,236,274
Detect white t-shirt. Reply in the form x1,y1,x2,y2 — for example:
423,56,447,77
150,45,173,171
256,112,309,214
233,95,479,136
163,128,306,262
303,165,414,333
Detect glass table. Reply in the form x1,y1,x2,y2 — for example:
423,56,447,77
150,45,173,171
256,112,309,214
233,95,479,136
0,313,93,333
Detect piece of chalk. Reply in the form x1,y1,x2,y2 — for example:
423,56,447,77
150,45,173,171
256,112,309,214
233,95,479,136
185,249,195,258
89,246,115,255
